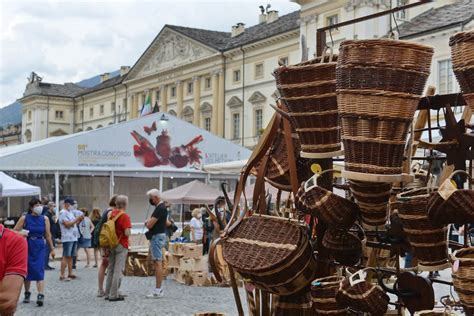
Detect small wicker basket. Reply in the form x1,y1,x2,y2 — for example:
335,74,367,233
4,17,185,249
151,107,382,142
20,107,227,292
311,276,347,315
450,30,474,110
349,180,392,227
452,247,474,314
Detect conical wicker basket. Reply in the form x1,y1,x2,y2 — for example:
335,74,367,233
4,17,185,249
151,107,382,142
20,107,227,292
337,39,433,176
450,30,474,110
349,180,392,227
311,276,347,315
275,54,342,158
397,188,449,271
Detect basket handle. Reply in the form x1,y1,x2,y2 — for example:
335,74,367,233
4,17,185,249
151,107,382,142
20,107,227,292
319,45,334,64
304,169,335,192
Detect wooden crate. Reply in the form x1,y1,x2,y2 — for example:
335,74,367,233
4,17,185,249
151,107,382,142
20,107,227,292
183,244,203,258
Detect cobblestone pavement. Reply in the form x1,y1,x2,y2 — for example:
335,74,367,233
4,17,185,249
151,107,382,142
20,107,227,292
15,260,247,316
14,260,459,315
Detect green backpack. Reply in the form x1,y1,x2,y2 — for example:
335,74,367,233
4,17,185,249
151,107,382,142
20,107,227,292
99,211,124,248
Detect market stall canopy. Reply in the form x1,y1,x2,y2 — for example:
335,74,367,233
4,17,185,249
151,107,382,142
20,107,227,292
0,172,41,197
0,112,251,174
161,180,222,204
203,160,248,174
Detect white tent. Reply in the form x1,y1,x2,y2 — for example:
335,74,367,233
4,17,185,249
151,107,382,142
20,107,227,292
161,180,222,204
0,172,41,216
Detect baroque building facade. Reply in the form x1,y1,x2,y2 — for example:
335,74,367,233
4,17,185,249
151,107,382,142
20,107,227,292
19,0,473,148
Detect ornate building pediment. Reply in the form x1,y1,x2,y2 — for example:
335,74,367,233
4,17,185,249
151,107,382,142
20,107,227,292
200,102,212,113
182,106,194,117
248,91,266,104
127,28,215,80
227,96,243,108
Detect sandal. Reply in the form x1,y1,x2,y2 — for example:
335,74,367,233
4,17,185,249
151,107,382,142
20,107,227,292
97,290,105,297
68,274,78,279
59,276,71,282
93,264,98,268
37,294,44,307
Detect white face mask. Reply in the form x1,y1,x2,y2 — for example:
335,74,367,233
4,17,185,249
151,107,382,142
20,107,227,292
33,206,43,215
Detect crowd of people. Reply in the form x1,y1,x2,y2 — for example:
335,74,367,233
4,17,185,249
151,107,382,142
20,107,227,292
0,189,232,315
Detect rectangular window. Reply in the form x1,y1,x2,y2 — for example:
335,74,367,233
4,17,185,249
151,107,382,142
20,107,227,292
204,117,211,132
89,107,94,118
205,77,211,89
255,109,263,136
80,110,83,119
255,63,264,78
278,56,289,66
111,102,115,113
438,59,455,95
156,90,161,101
232,113,240,140
326,14,339,29
28,111,32,120
171,86,176,98
187,82,193,94
233,69,241,83
123,98,127,112
100,104,104,115
395,0,408,20
55,110,64,119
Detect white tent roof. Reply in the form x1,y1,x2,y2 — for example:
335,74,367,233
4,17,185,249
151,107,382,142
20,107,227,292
161,180,222,204
203,159,248,174
0,172,41,197
0,112,251,174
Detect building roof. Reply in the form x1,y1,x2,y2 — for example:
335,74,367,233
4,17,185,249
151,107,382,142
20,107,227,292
23,81,87,99
76,74,126,96
166,10,300,51
224,10,300,50
398,0,474,39
165,25,230,50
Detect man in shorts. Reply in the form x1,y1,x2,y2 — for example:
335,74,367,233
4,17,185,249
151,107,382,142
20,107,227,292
145,189,168,298
58,198,83,281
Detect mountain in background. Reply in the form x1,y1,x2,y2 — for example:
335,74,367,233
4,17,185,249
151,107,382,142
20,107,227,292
0,70,120,128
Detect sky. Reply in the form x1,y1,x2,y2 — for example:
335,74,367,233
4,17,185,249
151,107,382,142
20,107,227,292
0,0,300,108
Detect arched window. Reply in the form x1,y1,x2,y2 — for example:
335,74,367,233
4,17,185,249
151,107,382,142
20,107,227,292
182,106,194,123
168,110,177,116
24,129,32,143
86,127,93,131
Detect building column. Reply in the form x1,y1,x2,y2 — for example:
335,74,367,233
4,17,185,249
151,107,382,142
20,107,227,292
211,71,219,134
151,88,156,107
160,85,167,113
137,93,144,117
193,76,201,127
127,95,133,118
217,70,225,137
130,94,137,119
176,80,183,117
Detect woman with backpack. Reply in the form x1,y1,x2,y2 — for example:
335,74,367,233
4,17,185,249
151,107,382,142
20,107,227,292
104,195,131,302
90,208,102,268
13,198,55,307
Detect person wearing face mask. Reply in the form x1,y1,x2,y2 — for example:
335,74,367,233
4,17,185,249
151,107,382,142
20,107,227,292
13,198,55,307
189,208,204,245
144,188,169,299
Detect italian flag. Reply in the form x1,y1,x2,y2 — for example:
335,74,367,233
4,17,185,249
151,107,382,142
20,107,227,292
139,94,152,116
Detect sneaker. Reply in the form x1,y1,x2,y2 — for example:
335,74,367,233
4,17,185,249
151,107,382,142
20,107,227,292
23,292,31,304
97,290,105,297
146,289,164,299
37,294,44,307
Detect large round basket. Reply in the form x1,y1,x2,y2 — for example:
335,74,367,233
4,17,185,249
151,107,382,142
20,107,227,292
397,188,449,271
349,180,391,227
450,30,474,110
311,276,347,315
221,215,317,295
275,54,342,158
337,39,433,178
322,226,365,266
452,247,474,314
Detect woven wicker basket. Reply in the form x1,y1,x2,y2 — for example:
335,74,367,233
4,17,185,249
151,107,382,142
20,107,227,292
397,188,449,271
275,53,342,158
337,39,433,176
450,31,474,101
336,274,389,316
222,215,317,295
322,226,365,266
349,180,391,227
311,276,347,315
452,247,474,314
427,170,474,225
274,288,313,316
295,172,359,229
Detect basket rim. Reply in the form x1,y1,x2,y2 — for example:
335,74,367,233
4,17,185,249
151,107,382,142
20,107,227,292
339,39,434,53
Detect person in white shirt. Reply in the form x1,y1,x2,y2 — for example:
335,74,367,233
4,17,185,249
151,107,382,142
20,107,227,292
58,198,83,281
189,208,204,244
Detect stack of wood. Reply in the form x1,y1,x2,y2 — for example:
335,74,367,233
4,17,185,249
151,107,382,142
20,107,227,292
167,242,216,286
124,246,168,277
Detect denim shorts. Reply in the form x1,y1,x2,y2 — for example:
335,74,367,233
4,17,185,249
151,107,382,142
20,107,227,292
63,241,77,257
150,233,167,261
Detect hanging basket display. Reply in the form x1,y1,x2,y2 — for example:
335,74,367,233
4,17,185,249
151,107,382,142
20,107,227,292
337,39,433,179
